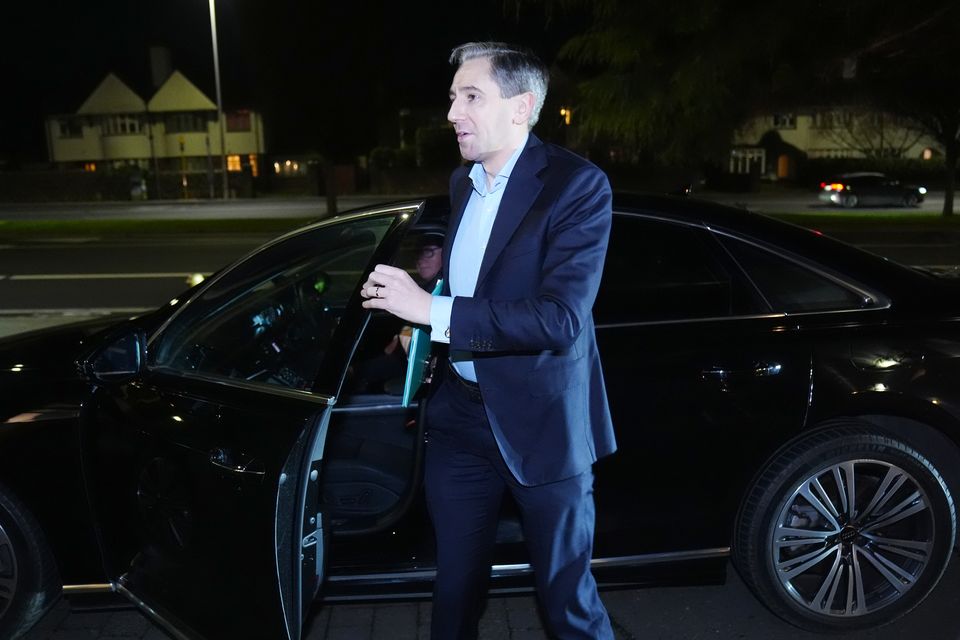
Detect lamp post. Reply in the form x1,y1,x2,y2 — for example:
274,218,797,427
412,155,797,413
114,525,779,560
208,0,228,199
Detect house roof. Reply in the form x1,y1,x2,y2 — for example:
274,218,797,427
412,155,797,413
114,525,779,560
147,70,217,112
76,73,146,114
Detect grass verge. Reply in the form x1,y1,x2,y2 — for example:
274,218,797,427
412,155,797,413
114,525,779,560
763,211,960,230
1,209,958,238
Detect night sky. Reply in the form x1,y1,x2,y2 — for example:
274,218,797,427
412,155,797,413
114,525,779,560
2,0,582,164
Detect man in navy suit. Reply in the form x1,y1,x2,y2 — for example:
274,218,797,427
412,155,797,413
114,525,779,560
361,42,616,639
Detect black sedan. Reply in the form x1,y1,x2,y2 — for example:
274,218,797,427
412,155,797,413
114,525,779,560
2,194,959,639
818,172,927,208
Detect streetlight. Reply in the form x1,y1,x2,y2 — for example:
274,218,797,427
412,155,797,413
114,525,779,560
208,0,228,199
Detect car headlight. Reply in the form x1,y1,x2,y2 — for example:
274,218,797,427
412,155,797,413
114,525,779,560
919,186,928,195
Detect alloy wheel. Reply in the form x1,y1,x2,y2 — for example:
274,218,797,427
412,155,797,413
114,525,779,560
0,519,17,621
772,459,934,617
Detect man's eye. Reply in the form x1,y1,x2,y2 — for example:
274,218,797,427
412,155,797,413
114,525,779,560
467,94,477,102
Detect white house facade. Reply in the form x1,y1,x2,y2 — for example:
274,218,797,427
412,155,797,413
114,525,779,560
730,108,940,179
45,71,265,179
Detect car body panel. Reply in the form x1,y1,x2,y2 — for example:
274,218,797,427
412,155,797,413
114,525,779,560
81,370,331,639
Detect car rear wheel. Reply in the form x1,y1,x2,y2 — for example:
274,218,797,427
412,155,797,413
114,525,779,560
903,194,919,207
0,484,59,639
733,424,956,632
842,194,859,208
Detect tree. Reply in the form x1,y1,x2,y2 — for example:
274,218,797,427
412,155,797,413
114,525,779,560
817,108,925,159
833,4,960,215
524,0,840,162
528,0,960,213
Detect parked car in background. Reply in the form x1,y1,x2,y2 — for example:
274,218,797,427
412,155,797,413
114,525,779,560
819,172,927,208
2,195,960,639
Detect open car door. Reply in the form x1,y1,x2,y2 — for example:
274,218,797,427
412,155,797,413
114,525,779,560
78,205,419,639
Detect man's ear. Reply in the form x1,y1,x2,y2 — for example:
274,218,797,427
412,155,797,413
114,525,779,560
513,92,536,126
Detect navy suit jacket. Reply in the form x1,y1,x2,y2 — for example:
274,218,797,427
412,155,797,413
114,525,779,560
440,133,617,486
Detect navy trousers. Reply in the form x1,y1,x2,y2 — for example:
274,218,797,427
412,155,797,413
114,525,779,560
424,374,613,640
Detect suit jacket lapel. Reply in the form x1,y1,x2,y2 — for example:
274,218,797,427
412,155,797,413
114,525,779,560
475,135,546,289
444,169,473,296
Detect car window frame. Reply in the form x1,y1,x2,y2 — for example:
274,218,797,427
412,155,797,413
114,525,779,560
595,211,768,325
709,226,889,315
595,210,890,330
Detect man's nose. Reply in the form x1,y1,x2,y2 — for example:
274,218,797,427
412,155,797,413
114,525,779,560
447,100,461,123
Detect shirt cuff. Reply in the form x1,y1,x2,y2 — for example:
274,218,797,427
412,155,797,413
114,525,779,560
429,295,453,344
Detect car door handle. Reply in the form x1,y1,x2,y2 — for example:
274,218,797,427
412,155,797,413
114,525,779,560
209,448,266,476
700,362,783,381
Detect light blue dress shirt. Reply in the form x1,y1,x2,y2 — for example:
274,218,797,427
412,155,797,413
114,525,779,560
428,135,528,382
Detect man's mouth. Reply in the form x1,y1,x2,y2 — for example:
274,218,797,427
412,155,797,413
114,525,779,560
456,132,471,142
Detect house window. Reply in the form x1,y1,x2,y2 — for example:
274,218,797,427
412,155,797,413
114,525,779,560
248,154,259,177
226,111,251,132
58,119,83,138
808,148,857,159
102,115,143,136
772,113,796,129
227,155,242,172
729,147,765,175
811,111,837,129
166,113,208,133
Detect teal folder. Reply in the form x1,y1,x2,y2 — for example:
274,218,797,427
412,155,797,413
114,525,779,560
402,279,443,408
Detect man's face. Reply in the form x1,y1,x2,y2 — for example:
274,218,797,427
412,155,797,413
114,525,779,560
416,245,442,281
447,57,520,166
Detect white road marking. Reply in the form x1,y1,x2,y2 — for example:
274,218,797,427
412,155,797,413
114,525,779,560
7,272,208,281
0,307,152,315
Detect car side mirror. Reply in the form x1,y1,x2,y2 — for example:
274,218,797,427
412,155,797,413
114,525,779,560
80,329,146,383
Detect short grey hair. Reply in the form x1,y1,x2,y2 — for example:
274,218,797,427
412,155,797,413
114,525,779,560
449,42,550,128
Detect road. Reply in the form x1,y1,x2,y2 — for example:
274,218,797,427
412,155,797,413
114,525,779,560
3,193,958,321
2,219,959,321
0,235,268,314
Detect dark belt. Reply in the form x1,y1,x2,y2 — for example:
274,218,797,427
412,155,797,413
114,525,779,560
446,360,482,403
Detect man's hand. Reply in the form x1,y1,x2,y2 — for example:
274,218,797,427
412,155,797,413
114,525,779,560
360,264,432,326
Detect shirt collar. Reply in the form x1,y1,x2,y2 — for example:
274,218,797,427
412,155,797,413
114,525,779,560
468,133,529,197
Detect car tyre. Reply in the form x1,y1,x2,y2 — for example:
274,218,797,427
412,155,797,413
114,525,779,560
903,194,919,207
0,483,59,639
842,194,859,208
733,424,956,632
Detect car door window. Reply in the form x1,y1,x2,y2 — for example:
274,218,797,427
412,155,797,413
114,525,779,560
718,235,871,313
594,215,759,324
150,215,394,390
343,227,445,397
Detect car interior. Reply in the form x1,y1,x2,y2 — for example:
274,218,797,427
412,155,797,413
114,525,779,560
322,227,442,535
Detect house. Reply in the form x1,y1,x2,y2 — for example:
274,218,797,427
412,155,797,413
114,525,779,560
730,108,940,179
44,71,265,197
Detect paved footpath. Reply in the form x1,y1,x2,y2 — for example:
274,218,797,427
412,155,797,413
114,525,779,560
22,556,960,640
